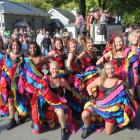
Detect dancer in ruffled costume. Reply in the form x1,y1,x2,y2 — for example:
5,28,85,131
76,37,97,71
22,49,74,140
65,38,83,114
96,36,139,89
128,30,140,101
74,37,98,105
47,38,66,71
66,38,81,74
28,42,49,72
0,39,28,129
81,62,137,139
0,38,4,75
43,61,76,137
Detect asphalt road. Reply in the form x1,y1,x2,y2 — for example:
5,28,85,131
0,109,140,140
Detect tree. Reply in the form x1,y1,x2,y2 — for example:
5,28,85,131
11,0,140,24
11,0,44,8
79,0,86,18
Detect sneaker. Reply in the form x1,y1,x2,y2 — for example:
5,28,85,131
127,121,137,130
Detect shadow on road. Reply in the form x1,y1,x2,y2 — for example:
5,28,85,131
0,123,8,133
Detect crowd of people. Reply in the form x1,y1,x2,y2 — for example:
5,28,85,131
75,7,120,36
0,24,140,140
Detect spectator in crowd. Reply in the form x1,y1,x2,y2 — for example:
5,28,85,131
41,29,52,56
36,29,45,48
99,9,108,23
75,11,85,35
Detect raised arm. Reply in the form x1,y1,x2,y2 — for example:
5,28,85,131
77,51,86,60
96,51,112,65
66,53,74,72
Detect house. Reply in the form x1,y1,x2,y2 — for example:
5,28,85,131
48,8,75,26
0,0,50,36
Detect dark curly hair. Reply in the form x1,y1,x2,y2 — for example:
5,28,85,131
28,41,41,57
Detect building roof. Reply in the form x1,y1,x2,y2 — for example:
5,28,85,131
49,8,75,21
0,0,49,17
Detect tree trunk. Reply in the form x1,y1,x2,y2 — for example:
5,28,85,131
79,0,86,18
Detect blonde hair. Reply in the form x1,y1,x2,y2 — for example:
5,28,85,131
112,36,124,56
100,62,114,85
128,30,140,45
49,61,59,69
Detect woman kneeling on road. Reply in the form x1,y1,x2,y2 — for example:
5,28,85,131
81,62,137,139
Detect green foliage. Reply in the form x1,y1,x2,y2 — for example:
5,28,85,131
60,1,79,10
44,0,71,8
11,0,44,8
122,9,140,25
11,0,140,25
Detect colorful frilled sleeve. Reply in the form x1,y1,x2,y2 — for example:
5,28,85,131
123,47,139,88
74,66,98,91
23,57,61,105
74,66,98,104
84,83,136,128
0,54,28,117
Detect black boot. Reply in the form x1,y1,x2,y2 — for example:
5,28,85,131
7,118,17,130
16,116,26,125
61,128,67,140
81,128,92,139
128,121,137,130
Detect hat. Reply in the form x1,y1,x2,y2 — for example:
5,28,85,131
90,7,94,12
104,10,108,13
62,32,70,38
54,33,61,38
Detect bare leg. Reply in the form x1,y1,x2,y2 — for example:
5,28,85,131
105,121,115,135
81,107,93,139
7,98,16,130
54,108,67,140
54,108,66,128
81,109,91,128
8,98,14,119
